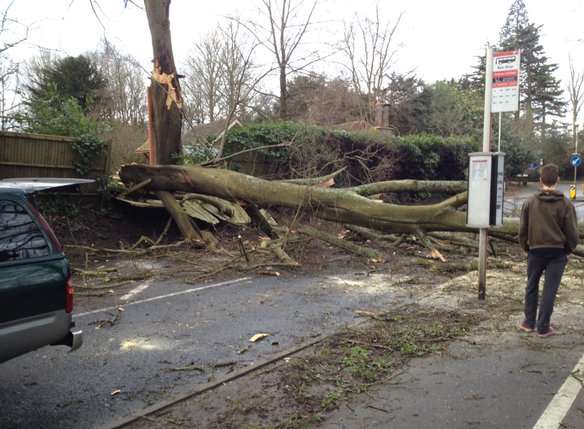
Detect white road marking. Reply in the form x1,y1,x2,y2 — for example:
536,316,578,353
533,352,584,429
73,277,252,319
120,280,152,301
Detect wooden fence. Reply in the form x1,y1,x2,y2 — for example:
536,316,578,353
0,131,110,179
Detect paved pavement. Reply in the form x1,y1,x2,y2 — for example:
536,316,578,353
321,333,584,429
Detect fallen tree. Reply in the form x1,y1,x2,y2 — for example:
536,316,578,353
119,164,510,236
120,163,584,258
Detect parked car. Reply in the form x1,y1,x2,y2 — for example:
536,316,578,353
0,178,91,363
526,163,541,182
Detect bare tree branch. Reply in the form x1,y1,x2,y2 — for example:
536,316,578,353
340,6,403,121
568,55,584,146
231,0,321,119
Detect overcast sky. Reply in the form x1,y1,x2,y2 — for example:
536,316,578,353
3,0,584,94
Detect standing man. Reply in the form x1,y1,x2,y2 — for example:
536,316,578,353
519,164,579,337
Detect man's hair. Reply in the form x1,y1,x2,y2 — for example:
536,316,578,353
540,163,559,186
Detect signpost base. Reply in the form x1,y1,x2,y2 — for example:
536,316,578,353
478,229,487,300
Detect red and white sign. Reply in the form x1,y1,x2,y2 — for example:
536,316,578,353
491,50,520,113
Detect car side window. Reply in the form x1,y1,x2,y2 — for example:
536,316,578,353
0,200,50,262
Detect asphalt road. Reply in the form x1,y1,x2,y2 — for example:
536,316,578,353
0,269,409,429
505,181,584,219
4,266,584,429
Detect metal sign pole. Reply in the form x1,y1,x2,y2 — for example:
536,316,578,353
498,112,502,152
479,45,493,301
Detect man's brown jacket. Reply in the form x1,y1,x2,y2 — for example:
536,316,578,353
519,190,578,253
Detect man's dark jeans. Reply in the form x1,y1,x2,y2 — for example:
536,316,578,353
525,249,567,333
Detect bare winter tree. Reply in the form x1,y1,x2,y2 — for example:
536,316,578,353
183,31,223,125
182,79,206,128
183,20,269,135
567,55,584,148
340,6,402,122
0,1,28,130
218,23,260,121
215,21,272,156
92,39,146,125
235,0,320,120
0,57,20,130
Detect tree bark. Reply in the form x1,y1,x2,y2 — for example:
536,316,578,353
157,190,201,242
279,65,288,120
144,0,183,165
350,180,466,196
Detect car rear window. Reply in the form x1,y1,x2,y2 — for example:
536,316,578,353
0,200,50,262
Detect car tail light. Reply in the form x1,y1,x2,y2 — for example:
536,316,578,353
26,201,63,252
65,274,74,313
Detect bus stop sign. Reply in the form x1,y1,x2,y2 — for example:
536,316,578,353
570,153,582,168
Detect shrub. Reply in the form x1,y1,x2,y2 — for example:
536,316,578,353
392,134,478,180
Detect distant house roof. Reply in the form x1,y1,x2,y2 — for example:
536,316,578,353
184,118,242,143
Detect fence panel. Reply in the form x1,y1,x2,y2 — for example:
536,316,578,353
0,131,110,179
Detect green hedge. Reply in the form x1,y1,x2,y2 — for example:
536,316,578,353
392,134,478,180
219,122,479,183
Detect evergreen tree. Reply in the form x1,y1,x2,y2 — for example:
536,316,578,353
462,55,486,94
20,54,106,137
26,55,105,114
381,73,428,134
467,0,566,141
498,1,565,137
499,0,529,46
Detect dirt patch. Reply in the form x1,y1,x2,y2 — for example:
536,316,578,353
36,195,180,255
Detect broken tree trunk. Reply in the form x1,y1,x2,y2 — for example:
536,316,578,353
144,0,183,165
144,0,201,244
156,191,201,242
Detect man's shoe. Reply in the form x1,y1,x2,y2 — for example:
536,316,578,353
519,321,535,333
537,327,555,338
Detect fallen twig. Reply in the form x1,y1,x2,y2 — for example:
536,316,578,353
66,241,193,256
120,178,151,198
297,225,383,260
201,142,291,166
366,404,390,414
165,365,205,373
